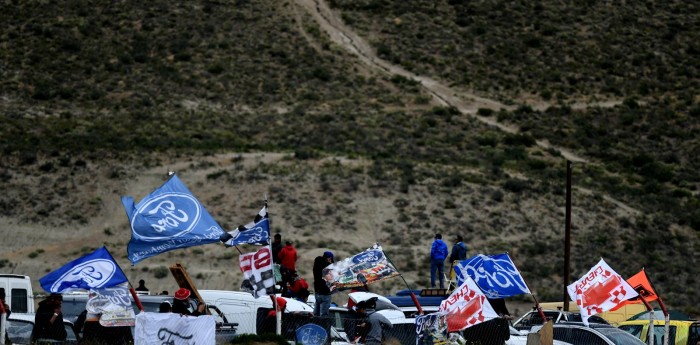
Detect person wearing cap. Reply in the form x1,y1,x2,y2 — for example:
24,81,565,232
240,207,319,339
354,298,392,345
313,251,334,317
430,233,449,289
32,293,67,343
172,288,205,316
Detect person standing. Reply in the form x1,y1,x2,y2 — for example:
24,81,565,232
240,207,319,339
32,294,67,343
278,240,298,273
430,234,449,289
313,251,334,317
449,235,468,263
271,233,283,264
135,279,149,293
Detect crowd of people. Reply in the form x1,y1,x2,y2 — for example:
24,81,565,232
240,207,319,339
0,232,470,345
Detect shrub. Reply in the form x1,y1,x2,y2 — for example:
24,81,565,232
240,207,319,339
504,179,528,193
152,266,169,279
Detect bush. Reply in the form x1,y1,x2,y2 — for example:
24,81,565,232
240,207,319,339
152,266,169,279
504,179,528,193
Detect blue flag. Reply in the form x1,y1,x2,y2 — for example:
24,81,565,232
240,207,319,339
122,174,225,265
454,253,531,298
220,205,269,247
39,246,128,293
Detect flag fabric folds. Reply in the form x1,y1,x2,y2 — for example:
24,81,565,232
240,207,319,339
134,313,215,345
567,258,639,326
439,275,499,332
220,206,270,247
611,269,659,311
239,247,275,298
454,253,531,298
415,312,449,345
122,174,225,265
321,243,400,292
87,283,136,327
39,246,128,293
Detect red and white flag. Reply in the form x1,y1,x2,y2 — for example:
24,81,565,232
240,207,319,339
567,258,639,325
239,247,275,298
439,275,499,332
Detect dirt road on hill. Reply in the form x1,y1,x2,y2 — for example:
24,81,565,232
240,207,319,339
293,0,595,163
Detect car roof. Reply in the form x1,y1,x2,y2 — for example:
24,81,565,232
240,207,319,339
552,322,614,329
9,313,74,325
619,320,699,326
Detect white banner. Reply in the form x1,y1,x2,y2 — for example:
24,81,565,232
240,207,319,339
240,247,275,298
134,313,215,345
439,275,499,332
567,258,639,326
87,283,135,327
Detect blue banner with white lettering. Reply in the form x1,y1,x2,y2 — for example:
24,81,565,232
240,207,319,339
122,174,225,265
220,205,270,247
454,253,531,298
39,246,128,293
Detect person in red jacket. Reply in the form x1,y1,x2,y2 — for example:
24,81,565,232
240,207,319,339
278,240,298,273
278,240,298,295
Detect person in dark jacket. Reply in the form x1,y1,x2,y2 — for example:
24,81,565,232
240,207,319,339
271,233,283,264
430,234,449,288
313,251,334,317
172,288,205,316
450,235,468,263
32,293,67,343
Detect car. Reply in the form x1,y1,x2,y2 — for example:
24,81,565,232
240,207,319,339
513,309,609,332
532,322,646,345
618,319,700,345
505,325,573,345
7,313,80,345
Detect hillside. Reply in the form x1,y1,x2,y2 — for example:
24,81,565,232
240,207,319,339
1,0,699,316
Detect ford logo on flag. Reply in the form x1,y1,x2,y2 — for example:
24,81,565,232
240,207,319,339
132,193,202,240
50,259,118,292
352,250,383,264
296,324,327,345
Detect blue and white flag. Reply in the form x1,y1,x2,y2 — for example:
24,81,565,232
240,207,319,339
454,253,531,298
122,174,225,265
220,205,270,247
39,246,128,293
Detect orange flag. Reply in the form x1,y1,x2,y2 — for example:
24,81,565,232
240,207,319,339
611,270,658,311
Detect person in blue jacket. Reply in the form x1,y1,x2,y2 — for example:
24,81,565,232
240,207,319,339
430,233,449,288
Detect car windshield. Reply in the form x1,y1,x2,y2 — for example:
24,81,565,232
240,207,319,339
597,327,646,345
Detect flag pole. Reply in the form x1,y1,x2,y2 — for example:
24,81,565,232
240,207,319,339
261,195,280,336
105,246,144,312
383,247,424,315
644,269,669,345
506,252,546,323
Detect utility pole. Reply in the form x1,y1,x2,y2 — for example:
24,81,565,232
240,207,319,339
563,160,572,311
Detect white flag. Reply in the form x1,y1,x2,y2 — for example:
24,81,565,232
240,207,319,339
567,258,639,326
134,313,215,345
439,275,499,332
240,247,275,298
